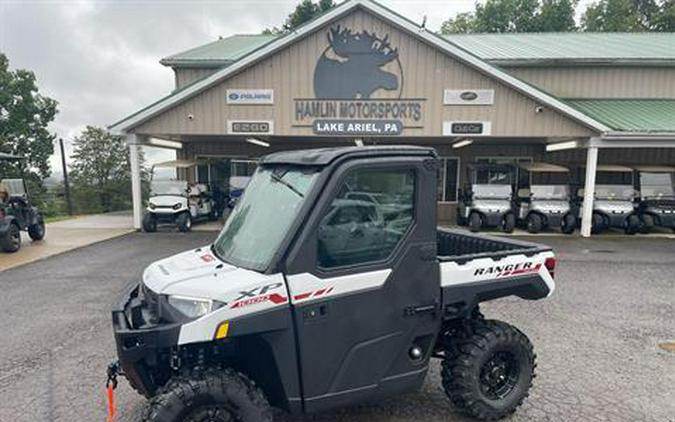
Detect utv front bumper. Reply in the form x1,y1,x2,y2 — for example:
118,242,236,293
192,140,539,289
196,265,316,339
111,283,181,397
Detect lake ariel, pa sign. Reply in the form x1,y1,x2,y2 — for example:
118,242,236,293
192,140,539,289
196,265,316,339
313,119,402,135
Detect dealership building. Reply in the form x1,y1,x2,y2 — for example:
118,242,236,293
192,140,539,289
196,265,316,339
110,0,675,236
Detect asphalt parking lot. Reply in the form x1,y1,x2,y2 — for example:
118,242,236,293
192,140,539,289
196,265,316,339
0,233,673,422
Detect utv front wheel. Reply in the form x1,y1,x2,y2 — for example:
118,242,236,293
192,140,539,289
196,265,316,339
1,223,21,253
640,214,654,234
143,369,272,422
142,213,157,233
469,213,482,232
561,214,576,234
625,215,640,235
28,218,46,241
526,213,542,234
176,212,192,232
441,320,536,421
502,213,516,233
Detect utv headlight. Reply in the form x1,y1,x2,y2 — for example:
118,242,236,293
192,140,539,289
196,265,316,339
172,203,182,210
148,203,156,210
167,295,214,318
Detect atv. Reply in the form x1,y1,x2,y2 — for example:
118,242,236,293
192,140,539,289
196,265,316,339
516,162,576,234
143,160,223,233
0,154,46,253
634,165,675,233
457,163,517,233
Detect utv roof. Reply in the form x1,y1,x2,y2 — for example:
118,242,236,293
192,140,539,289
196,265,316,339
518,162,569,172
596,164,634,172
260,146,437,166
633,165,675,172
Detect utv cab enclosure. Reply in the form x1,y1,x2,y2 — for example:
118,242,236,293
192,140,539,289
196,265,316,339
516,162,576,234
634,165,675,233
457,163,516,233
111,146,556,422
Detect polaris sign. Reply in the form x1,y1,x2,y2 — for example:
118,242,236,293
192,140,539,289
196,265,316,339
226,89,274,105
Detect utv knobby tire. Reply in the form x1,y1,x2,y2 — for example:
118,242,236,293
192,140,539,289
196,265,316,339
441,320,536,421
502,213,516,233
526,214,542,234
28,219,45,241
176,212,192,233
1,223,21,253
625,215,640,235
561,213,576,234
143,213,157,233
469,213,482,232
143,369,272,422
640,214,654,234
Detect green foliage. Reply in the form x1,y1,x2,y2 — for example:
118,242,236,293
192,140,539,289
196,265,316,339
440,0,577,33
263,0,335,34
69,126,147,214
581,0,673,30
0,53,58,183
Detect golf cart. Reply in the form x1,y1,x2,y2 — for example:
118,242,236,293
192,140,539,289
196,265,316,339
578,165,640,234
516,162,576,234
0,153,46,252
634,165,675,233
457,163,516,233
143,160,223,233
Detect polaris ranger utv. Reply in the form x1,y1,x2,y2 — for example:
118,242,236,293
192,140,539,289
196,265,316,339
457,163,517,233
109,146,556,421
516,162,576,234
634,165,675,233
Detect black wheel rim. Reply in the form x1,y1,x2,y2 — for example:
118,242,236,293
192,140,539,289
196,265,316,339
480,351,520,400
185,405,236,422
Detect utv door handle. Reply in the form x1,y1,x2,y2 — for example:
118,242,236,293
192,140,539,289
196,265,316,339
403,303,438,317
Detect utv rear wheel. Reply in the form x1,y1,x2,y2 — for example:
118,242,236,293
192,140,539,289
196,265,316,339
143,213,157,233
526,214,542,234
1,223,21,253
561,214,576,234
441,320,536,421
502,213,516,233
176,212,192,232
591,212,605,234
469,213,482,232
625,215,640,235
143,369,272,422
640,214,654,234
28,218,45,240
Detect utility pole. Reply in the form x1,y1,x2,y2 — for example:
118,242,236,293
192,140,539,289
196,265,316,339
59,138,73,215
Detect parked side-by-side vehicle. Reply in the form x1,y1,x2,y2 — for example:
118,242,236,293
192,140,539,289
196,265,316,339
634,165,675,233
516,162,576,234
109,146,556,422
457,163,516,233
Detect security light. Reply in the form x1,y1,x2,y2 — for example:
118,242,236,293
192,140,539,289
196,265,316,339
452,139,473,149
245,138,270,148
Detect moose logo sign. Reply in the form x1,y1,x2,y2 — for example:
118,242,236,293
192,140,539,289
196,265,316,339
293,25,424,136
313,26,401,99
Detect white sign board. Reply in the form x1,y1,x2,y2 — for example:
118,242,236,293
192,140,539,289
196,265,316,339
227,120,274,135
444,89,494,105
226,89,274,105
443,121,492,136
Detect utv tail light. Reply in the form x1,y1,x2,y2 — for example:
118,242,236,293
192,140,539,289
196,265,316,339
544,257,556,279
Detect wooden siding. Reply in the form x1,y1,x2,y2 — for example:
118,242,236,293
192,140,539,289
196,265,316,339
508,66,675,99
132,9,595,138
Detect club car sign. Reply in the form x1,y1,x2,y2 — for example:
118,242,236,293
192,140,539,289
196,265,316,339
293,26,424,136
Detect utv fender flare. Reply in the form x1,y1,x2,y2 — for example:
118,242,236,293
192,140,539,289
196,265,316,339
0,215,19,235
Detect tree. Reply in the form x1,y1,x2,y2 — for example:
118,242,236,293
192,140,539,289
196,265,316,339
580,0,675,30
263,0,335,34
69,126,146,213
0,53,58,187
653,0,675,30
440,0,577,33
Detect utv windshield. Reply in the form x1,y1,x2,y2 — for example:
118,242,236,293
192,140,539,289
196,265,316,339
213,165,319,271
472,184,512,199
595,185,634,200
151,180,188,196
639,172,675,198
530,185,569,200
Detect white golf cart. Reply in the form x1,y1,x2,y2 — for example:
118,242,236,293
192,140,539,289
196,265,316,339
143,160,222,233
578,165,640,234
634,165,675,233
516,162,576,234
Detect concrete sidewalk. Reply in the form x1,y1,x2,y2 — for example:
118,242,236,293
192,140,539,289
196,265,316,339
0,212,134,272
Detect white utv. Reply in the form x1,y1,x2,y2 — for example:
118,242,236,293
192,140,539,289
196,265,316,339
457,164,516,233
109,146,556,422
577,165,640,234
634,165,675,233
516,162,576,234
143,160,221,233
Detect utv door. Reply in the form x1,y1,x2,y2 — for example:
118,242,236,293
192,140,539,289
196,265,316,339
284,156,440,413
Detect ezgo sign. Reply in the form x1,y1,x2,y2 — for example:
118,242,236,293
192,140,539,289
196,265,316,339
226,89,274,105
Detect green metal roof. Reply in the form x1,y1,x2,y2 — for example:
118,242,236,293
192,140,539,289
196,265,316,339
160,34,276,67
444,33,675,66
161,32,675,68
565,99,675,132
